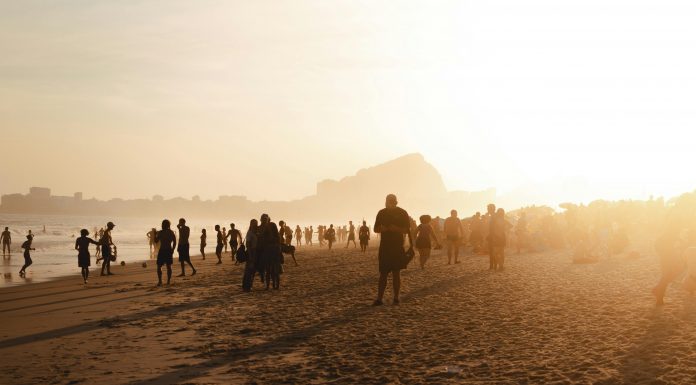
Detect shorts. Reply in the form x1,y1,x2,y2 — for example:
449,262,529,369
157,249,174,266
178,244,190,262
215,244,223,255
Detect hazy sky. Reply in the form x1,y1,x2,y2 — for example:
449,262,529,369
2,0,695,205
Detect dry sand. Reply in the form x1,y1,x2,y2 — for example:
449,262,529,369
1,244,696,384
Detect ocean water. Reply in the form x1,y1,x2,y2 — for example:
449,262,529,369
0,214,249,287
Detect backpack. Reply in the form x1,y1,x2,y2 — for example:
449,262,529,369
235,243,248,263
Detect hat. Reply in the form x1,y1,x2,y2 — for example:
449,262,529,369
107,221,116,228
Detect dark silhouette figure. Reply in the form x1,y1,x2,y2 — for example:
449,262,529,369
215,225,223,264
359,220,370,252
222,227,228,254
415,215,441,269
177,218,196,277
200,229,207,260
1,227,11,257
18,235,34,276
258,214,281,290
75,229,98,284
345,221,357,248
227,223,242,263
318,226,325,247
155,219,176,286
295,225,302,246
147,228,157,257
444,209,464,264
486,204,497,269
242,219,259,292
325,224,336,250
99,222,116,276
373,194,410,306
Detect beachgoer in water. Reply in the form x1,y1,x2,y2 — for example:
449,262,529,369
242,219,259,292
373,194,411,306
295,225,302,247
215,225,223,264
18,235,35,277
1,227,11,257
416,215,441,269
75,229,98,284
177,218,196,277
359,220,370,252
155,219,176,286
346,221,357,248
227,223,242,257
99,222,116,276
444,210,464,264
325,225,336,250
200,229,207,260
258,214,281,290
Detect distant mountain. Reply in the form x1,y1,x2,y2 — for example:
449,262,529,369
0,153,495,222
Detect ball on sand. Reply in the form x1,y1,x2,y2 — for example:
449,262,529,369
142,262,147,268
120,261,126,266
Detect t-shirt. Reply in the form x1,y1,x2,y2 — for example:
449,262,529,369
374,207,410,257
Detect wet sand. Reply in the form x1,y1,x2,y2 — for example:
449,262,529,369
1,245,696,384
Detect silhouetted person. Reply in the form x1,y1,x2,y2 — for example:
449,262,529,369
18,235,34,276
147,228,157,256
258,214,281,290
469,212,483,252
215,225,223,264
325,224,336,250
308,226,314,245
200,229,207,260
243,219,259,292
444,210,464,264
416,215,441,269
346,221,357,248
155,219,176,286
318,226,325,247
490,208,508,271
486,204,496,269
75,229,98,284
227,223,242,258
177,218,196,277
222,227,228,254
359,220,370,252
1,227,11,257
295,225,302,246
373,194,410,306
283,223,293,245
99,222,116,276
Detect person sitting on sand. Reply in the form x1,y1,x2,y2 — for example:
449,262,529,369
1,227,11,257
359,220,370,252
18,235,35,277
177,218,196,277
325,225,336,250
75,229,99,284
200,228,207,260
215,225,224,264
155,219,176,286
373,194,411,306
444,210,464,264
99,222,116,276
415,215,441,269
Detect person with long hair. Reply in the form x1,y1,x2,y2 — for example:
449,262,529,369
242,219,259,292
75,229,98,284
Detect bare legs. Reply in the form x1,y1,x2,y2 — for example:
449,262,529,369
81,267,89,283
157,263,172,286
375,270,401,305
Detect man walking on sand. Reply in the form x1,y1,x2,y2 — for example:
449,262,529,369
373,194,411,306
177,218,196,277
444,210,464,264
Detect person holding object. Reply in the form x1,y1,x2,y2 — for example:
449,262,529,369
373,194,411,306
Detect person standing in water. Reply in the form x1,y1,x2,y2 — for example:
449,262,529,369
1,227,11,257
444,210,464,264
177,218,196,277
346,221,357,248
215,225,224,264
415,215,441,269
18,235,35,277
75,229,98,284
373,194,411,306
99,222,116,276
155,219,176,286
200,228,207,260
359,220,370,252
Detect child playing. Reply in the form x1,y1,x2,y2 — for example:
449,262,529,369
19,235,34,276
75,229,99,284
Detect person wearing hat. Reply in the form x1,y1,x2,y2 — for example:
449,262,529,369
100,221,116,276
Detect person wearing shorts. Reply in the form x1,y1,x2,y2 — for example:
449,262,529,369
177,218,196,277
443,210,464,264
155,219,176,286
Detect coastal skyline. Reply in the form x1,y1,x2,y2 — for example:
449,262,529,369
4,1,696,205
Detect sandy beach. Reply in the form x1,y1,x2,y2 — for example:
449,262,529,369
1,244,695,384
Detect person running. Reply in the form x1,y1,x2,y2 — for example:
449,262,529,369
18,235,35,277
99,222,116,276
346,221,357,248
359,220,370,252
75,229,98,284
444,210,464,264
155,219,176,286
200,228,207,260
1,227,11,257
177,218,196,277
415,215,441,269
242,219,259,292
215,225,224,264
227,223,242,257
373,194,411,306
295,225,302,247
258,214,281,290
325,224,336,250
